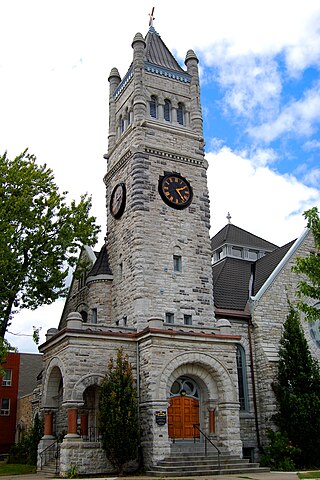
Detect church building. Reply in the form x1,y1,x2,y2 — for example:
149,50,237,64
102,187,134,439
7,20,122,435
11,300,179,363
37,18,318,477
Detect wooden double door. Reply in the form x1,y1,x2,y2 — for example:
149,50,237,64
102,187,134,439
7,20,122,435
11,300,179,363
168,396,200,439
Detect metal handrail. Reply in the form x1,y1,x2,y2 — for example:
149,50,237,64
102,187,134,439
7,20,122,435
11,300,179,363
39,439,60,474
193,424,221,470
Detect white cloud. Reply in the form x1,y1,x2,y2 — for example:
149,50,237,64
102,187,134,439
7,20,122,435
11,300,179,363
1,0,320,353
248,84,320,142
5,300,64,353
207,147,320,246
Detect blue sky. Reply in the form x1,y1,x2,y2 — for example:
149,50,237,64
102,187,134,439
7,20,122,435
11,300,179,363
1,0,320,351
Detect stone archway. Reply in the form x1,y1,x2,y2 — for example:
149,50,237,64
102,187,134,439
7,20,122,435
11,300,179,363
157,351,241,456
41,357,65,409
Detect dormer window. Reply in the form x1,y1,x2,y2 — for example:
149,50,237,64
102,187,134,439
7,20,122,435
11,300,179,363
150,95,158,118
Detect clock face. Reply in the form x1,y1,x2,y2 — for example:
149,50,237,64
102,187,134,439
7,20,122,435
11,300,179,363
159,173,193,210
110,183,126,219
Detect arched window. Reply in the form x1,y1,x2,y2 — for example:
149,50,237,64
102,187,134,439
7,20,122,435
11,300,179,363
164,99,172,122
150,95,157,118
236,345,249,411
177,102,185,125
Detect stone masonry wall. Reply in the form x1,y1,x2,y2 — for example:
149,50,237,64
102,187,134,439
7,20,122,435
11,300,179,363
252,231,318,447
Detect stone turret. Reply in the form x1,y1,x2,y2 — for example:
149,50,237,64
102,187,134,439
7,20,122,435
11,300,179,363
185,49,203,137
108,67,121,150
132,32,147,124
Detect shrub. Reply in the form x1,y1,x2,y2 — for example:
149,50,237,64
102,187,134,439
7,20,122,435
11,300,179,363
260,430,301,471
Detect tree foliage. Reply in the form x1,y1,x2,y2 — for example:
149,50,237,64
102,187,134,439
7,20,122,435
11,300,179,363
99,348,140,474
9,413,44,465
272,305,320,468
293,207,320,323
0,149,100,339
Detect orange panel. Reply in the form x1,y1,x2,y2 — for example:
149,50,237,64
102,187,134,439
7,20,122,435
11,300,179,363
168,396,200,439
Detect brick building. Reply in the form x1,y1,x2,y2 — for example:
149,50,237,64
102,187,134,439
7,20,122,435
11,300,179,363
0,353,43,454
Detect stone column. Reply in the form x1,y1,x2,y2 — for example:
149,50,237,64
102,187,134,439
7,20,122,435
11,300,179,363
140,400,170,469
218,402,242,456
209,408,215,434
43,411,54,438
64,407,80,440
80,413,88,437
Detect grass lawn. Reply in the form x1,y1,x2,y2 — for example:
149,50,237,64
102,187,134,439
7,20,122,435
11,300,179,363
298,472,320,479
0,461,36,476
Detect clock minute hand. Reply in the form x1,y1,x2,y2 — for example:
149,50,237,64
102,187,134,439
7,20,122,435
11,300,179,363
176,186,187,200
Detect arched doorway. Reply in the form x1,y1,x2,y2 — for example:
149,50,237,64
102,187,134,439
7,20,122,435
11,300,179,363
168,376,200,440
81,385,101,441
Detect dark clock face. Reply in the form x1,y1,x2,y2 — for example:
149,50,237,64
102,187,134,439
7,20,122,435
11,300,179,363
159,173,193,210
110,183,126,219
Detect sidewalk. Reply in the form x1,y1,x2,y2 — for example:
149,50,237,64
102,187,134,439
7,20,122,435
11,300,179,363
0,472,302,480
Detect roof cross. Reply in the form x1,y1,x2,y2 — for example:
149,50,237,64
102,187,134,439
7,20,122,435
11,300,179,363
149,7,155,27
226,212,232,224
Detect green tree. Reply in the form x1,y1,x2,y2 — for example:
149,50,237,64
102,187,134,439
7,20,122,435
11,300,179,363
272,305,320,468
293,206,320,323
99,348,140,474
0,149,100,340
9,413,44,465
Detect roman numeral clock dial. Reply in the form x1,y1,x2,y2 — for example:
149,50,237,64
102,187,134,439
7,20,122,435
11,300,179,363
159,173,193,210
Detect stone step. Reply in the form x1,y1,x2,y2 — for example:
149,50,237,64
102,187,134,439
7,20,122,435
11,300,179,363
157,457,254,467
149,461,262,472
146,466,270,477
39,459,59,476
164,452,239,459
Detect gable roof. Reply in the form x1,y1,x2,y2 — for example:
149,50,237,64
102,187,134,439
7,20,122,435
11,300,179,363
212,226,297,313
252,239,295,295
211,223,278,252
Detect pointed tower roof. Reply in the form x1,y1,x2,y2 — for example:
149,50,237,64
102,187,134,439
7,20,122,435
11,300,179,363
211,223,278,252
87,245,112,277
144,26,185,73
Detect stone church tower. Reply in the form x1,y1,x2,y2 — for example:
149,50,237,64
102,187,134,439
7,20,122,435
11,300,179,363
105,25,215,331
38,22,246,477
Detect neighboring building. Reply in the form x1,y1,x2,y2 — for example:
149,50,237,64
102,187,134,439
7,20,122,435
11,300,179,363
37,19,319,477
0,353,43,453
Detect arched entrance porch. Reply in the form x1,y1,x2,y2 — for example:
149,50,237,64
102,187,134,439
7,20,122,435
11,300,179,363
158,351,242,456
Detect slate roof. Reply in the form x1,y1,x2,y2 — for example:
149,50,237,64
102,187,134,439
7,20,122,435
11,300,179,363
212,229,296,312
144,26,185,72
252,239,295,295
88,245,112,277
213,257,252,311
211,223,278,252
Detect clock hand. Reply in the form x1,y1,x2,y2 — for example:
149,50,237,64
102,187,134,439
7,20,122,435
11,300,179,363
176,186,187,200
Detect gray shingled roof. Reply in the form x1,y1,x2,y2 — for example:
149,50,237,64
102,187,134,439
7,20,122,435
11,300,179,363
211,223,278,252
213,257,252,311
88,245,112,277
253,239,295,295
212,237,296,312
144,26,185,72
